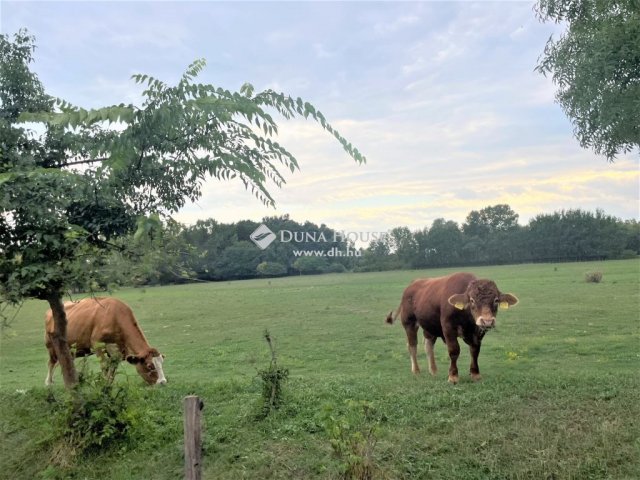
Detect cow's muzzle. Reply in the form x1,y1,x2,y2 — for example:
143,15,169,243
477,317,495,329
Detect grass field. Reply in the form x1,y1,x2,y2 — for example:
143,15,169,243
1,260,639,479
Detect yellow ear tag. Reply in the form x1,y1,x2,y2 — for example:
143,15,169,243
454,302,466,310
499,301,510,309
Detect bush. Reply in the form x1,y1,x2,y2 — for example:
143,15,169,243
51,357,144,467
620,249,637,259
293,256,328,274
327,262,347,273
256,330,289,419
585,271,603,283
322,400,382,480
256,261,288,277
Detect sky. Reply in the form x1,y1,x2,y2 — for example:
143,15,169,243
2,1,638,235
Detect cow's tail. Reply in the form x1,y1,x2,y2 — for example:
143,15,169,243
385,304,402,325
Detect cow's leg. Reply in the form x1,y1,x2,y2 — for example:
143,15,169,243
403,322,420,374
443,332,460,384
45,352,57,386
423,332,438,375
469,341,482,381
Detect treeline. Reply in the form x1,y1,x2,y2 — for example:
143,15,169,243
359,205,638,271
99,206,638,286
101,215,356,286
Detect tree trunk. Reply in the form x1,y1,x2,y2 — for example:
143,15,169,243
46,293,78,388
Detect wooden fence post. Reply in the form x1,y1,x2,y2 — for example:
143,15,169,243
184,395,204,480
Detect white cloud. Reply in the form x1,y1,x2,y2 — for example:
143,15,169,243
374,14,420,35
265,29,297,46
313,43,334,59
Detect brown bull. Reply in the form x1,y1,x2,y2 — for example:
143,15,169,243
45,297,167,385
386,272,518,383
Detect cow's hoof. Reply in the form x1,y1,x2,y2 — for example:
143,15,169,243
411,368,421,375
448,375,459,384
429,368,437,376
471,373,482,382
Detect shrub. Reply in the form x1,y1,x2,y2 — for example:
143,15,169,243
293,256,328,274
51,356,144,467
585,271,603,283
256,261,288,277
256,330,289,419
327,262,347,273
322,400,382,480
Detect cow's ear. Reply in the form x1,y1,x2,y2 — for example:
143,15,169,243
126,355,143,364
499,293,519,309
448,294,468,310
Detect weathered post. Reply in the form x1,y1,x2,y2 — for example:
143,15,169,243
184,395,204,480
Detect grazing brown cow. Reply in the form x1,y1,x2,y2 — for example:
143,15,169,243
386,272,518,384
45,297,167,386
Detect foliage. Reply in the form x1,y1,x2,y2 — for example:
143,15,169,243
422,218,465,266
214,241,263,280
53,357,144,466
585,271,604,283
256,261,288,277
293,255,329,275
527,208,627,261
327,262,347,273
1,30,119,304
535,0,640,160
256,330,289,419
322,400,382,480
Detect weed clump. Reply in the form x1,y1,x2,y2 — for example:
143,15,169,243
256,330,289,419
585,271,603,283
322,400,382,480
50,355,144,468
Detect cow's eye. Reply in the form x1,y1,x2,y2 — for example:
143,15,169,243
493,298,499,304
469,298,476,305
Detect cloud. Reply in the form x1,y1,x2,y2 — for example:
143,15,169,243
313,43,334,59
374,14,420,35
265,29,297,46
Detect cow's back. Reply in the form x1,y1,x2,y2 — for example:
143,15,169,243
45,297,136,353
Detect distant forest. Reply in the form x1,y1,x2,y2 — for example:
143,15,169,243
96,205,639,287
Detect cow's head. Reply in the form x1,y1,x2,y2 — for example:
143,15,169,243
447,279,518,330
126,348,167,385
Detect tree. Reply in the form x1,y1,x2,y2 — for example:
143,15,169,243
463,204,519,237
293,256,328,274
527,209,627,261
388,226,419,268
536,0,640,160
0,31,365,387
214,242,262,279
424,219,464,266
119,218,195,286
256,261,288,277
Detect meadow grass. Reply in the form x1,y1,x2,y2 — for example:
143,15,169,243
1,260,639,479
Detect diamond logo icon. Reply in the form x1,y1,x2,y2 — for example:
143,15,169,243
250,224,277,250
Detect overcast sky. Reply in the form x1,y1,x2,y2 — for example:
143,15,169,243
2,1,638,233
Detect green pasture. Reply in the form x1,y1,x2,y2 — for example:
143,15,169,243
1,260,639,479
